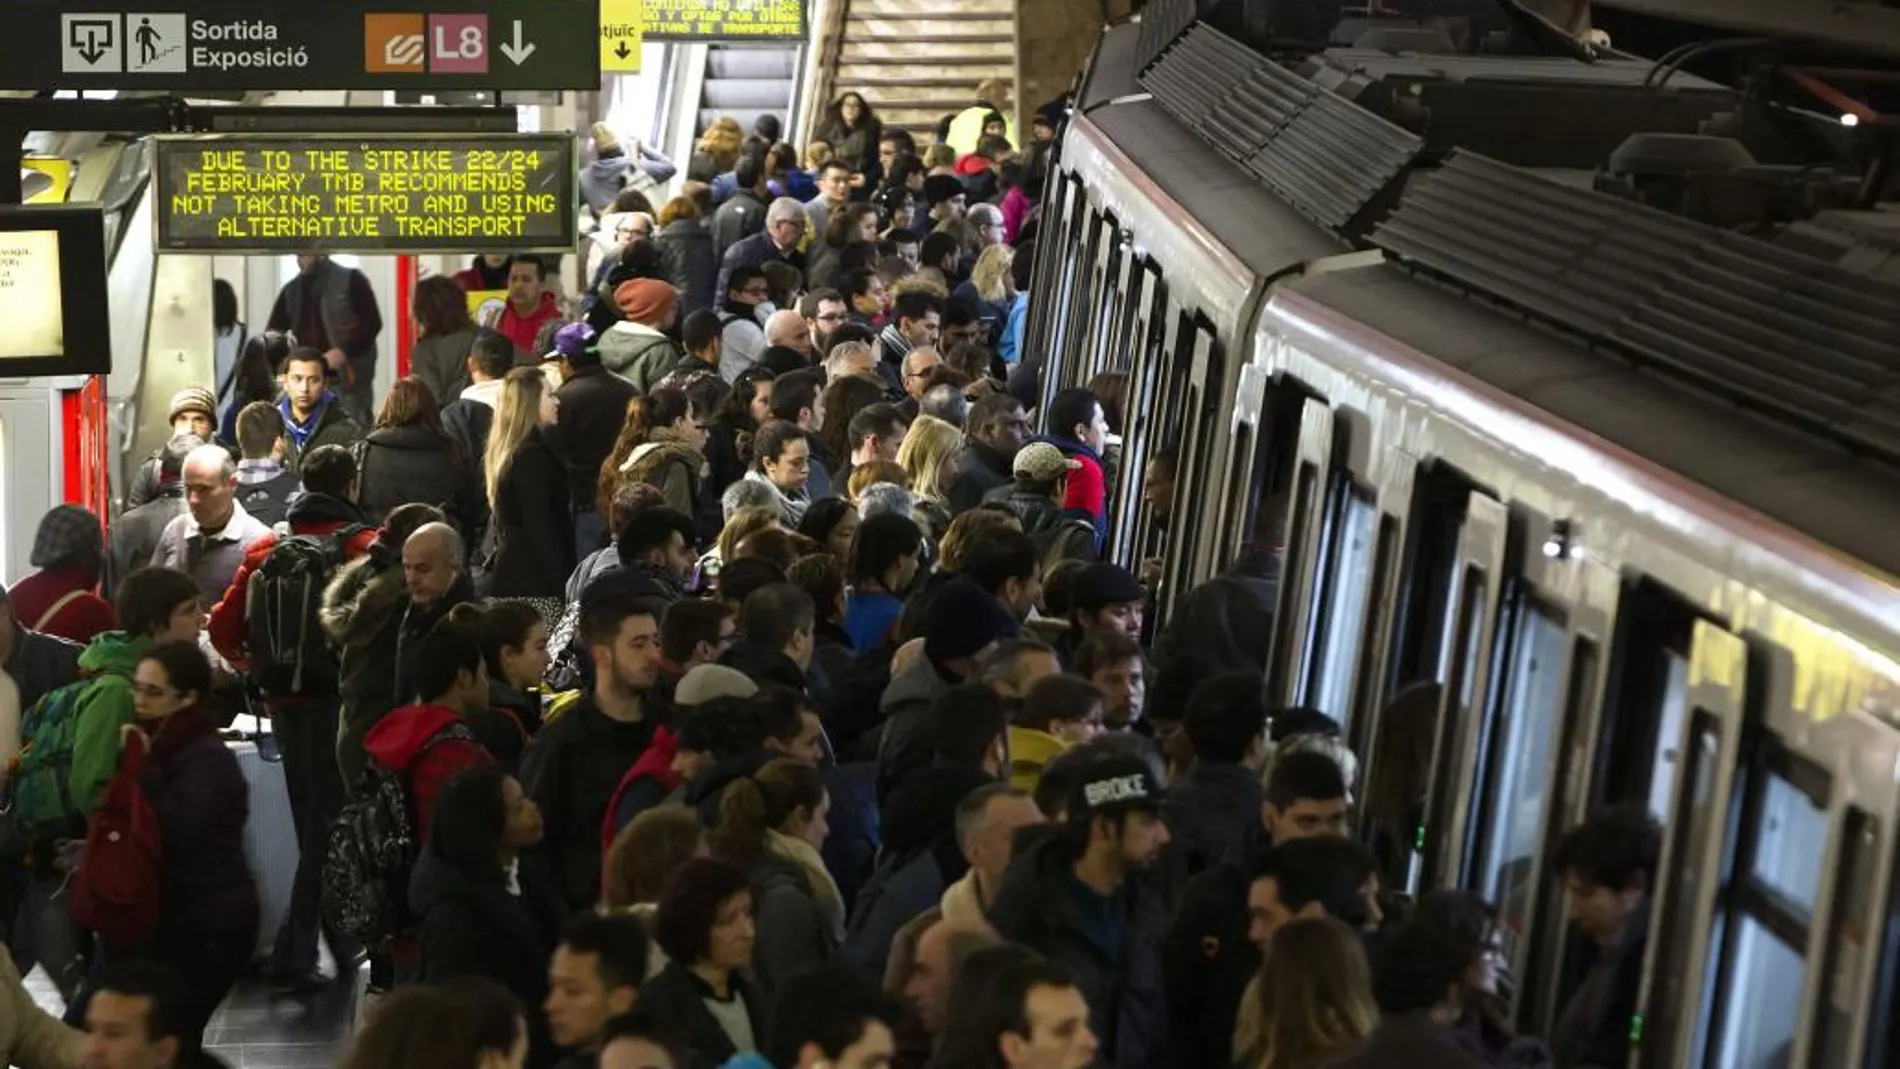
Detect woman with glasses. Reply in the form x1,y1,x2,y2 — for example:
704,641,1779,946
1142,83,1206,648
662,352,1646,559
599,387,710,523
743,421,815,526
125,638,259,1062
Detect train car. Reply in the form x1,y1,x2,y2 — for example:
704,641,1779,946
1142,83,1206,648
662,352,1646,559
1025,4,1900,1066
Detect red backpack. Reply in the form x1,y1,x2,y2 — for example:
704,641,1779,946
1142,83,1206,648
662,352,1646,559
70,730,163,951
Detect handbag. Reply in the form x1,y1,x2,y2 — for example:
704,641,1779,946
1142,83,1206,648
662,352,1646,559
70,730,163,951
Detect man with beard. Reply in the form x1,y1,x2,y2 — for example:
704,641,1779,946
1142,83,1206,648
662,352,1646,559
987,755,1172,1069
521,588,669,909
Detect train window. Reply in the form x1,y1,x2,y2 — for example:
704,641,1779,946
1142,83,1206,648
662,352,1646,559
1702,746,1829,1069
1812,811,1877,1069
1470,603,1572,965
1594,579,1697,811
1304,482,1377,726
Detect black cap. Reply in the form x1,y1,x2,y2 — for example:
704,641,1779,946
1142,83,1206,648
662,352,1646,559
1067,754,1165,821
1070,563,1144,614
924,174,966,207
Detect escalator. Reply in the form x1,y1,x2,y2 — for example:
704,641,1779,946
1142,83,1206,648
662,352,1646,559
697,44,800,135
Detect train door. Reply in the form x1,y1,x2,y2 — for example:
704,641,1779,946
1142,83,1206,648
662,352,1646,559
0,384,71,581
1026,167,1087,388
1262,397,1334,711
1105,263,1167,567
1154,314,1224,617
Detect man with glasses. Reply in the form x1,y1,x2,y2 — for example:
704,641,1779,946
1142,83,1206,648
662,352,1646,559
969,203,1008,249
716,196,808,302
798,288,849,355
718,267,774,382
900,348,943,412
806,160,854,235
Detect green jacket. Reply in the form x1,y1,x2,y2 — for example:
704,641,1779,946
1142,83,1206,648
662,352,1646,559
67,631,149,817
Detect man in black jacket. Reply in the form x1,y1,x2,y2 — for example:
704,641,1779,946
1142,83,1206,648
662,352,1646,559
521,587,668,909
945,393,1030,515
1163,750,1356,1069
440,329,513,468
988,754,1171,1069
556,336,640,557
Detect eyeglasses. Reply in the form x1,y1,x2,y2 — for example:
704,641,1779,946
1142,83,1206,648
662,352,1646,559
131,683,179,700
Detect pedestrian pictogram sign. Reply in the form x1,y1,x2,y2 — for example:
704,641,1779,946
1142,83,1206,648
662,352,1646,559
600,0,642,73
11,0,600,91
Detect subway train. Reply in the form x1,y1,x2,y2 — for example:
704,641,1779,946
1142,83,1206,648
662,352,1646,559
1020,3,1900,1068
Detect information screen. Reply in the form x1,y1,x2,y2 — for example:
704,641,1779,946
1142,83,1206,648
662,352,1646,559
152,134,576,253
642,0,804,40
0,206,111,376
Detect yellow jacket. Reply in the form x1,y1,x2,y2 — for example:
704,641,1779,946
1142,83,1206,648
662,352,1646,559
947,105,1018,157
0,947,81,1069
1007,725,1069,794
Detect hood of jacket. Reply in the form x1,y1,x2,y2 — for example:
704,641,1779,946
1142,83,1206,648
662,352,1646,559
320,553,406,645
684,747,777,823
408,845,506,916
626,727,684,794
460,378,505,408
78,629,150,678
365,423,455,453
363,703,467,773
881,761,994,860
718,639,804,692
286,491,366,528
881,647,950,715
620,432,706,480
1006,726,1069,785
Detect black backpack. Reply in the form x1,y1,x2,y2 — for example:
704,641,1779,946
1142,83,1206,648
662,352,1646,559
321,723,472,950
244,525,367,698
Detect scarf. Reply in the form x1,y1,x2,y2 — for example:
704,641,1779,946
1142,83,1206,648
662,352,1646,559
279,393,335,449
766,828,845,943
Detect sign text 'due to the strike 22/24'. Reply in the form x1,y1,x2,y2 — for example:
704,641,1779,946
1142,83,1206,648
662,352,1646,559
152,137,576,253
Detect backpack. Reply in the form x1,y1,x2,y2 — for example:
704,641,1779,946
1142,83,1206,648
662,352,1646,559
10,674,120,844
245,525,368,697
70,731,162,951
321,722,472,950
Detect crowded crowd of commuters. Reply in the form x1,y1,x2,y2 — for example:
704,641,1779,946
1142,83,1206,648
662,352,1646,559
0,89,1659,1069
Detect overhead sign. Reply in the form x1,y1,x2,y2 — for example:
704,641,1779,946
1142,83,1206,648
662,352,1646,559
152,135,577,254
0,207,113,377
642,0,804,41
601,0,643,72
1,0,601,91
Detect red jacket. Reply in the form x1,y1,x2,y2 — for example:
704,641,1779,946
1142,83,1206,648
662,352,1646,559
207,519,377,669
363,704,494,844
6,565,115,644
495,292,561,354
601,726,682,862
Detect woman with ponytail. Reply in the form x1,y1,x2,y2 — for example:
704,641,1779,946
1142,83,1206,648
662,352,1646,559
596,387,709,521
708,757,838,1004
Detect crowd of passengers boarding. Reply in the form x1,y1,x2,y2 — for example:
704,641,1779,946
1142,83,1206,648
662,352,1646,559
0,84,1655,1069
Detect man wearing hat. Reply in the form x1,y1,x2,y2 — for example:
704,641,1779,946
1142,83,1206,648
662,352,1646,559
1061,562,1146,666
123,386,221,509
988,753,1172,1069
554,324,638,558
8,505,115,644
875,575,1020,806
599,278,683,392
923,174,968,233
601,663,760,853
985,443,1097,569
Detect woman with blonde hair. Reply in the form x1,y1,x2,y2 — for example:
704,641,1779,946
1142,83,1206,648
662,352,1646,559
1234,916,1378,1069
689,116,744,182
708,758,838,1003
483,366,573,600
696,504,781,585
936,507,1021,573
848,461,910,505
802,141,833,171
956,244,1016,344
896,413,960,538
655,194,717,317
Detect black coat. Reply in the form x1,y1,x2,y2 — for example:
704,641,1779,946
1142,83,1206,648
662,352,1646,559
519,695,660,910
142,707,259,939
1163,821,1270,1069
988,833,1169,1069
283,401,364,471
553,365,639,515
1332,1015,1493,1069
710,189,769,258
944,439,1014,515
638,962,765,1069
490,427,576,599
441,397,497,475
411,850,568,1069
352,424,485,539
657,219,719,318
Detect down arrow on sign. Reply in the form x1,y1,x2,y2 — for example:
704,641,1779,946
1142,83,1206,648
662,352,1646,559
500,20,537,64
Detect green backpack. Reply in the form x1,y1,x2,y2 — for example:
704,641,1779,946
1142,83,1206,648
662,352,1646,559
11,673,125,843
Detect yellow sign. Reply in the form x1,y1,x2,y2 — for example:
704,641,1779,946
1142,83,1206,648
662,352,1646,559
22,156,75,205
601,0,643,72
466,289,508,330
0,230,65,359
